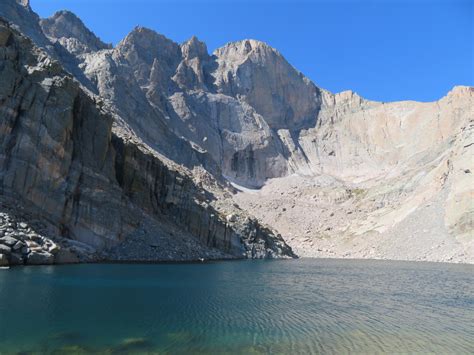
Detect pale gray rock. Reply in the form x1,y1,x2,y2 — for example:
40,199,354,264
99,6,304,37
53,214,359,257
12,240,25,251
213,39,324,130
40,10,111,55
16,0,30,8
116,26,181,89
0,236,17,247
0,244,11,255
173,36,214,91
0,0,48,48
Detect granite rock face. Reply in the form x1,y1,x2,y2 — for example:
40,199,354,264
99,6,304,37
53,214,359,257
0,17,295,264
235,88,474,263
213,39,324,131
48,21,321,187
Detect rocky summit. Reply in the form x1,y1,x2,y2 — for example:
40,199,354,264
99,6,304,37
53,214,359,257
0,0,472,266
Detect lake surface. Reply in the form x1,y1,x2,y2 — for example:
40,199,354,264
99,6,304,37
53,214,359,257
0,259,472,354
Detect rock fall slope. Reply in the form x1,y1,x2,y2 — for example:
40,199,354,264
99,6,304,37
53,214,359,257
0,0,472,265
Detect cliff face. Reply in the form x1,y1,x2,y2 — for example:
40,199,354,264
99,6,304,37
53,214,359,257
39,15,324,188
0,26,118,247
0,0,472,264
235,87,473,263
213,39,323,131
0,17,295,265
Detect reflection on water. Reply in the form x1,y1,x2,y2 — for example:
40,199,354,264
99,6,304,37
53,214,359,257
0,259,472,354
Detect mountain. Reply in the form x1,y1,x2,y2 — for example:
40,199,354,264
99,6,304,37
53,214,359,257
0,1,294,265
0,0,471,265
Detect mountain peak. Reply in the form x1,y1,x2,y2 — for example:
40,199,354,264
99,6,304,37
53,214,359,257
40,10,110,55
181,35,208,59
115,26,182,89
211,37,321,130
215,39,280,58
130,25,158,36
126,26,170,41
119,26,178,52
51,10,79,20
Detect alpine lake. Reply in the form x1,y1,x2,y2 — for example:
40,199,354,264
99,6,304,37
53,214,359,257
0,259,472,354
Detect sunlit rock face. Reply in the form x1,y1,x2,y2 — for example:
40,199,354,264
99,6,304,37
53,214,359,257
213,39,324,131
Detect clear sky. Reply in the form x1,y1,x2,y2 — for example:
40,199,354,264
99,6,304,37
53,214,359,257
31,0,473,102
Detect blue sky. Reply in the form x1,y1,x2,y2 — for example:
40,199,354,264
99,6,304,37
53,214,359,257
31,0,473,102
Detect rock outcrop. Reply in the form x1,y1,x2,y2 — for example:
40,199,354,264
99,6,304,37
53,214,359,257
40,10,111,55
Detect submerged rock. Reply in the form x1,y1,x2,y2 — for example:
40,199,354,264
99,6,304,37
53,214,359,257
111,337,154,353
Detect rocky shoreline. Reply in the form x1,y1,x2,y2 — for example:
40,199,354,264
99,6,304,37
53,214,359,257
0,191,294,268
0,196,90,267
0,217,80,267
0,194,239,268
0,210,235,268
0,189,468,268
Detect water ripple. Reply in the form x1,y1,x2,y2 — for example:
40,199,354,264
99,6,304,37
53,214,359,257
0,259,472,354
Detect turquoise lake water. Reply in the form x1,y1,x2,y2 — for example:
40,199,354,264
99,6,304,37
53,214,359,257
0,259,473,354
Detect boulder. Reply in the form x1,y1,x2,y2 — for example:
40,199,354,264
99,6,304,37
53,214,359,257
226,214,237,223
48,243,60,254
0,236,17,247
12,240,25,251
26,251,54,265
29,234,43,242
0,244,11,255
25,240,40,248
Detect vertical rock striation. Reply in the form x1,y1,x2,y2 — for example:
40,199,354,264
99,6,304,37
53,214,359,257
0,19,295,264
